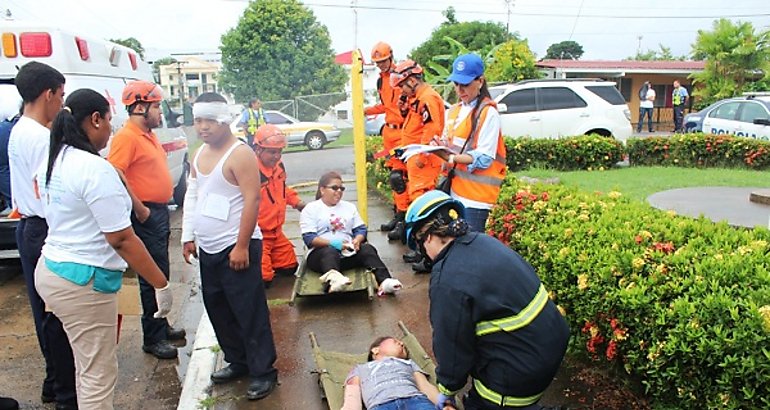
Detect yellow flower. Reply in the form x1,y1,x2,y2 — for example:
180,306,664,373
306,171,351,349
666,210,677,217
750,240,768,251
577,213,590,221
548,290,556,300
558,247,570,257
640,230,653,239
632,257,645,270
577,274,589,290
759,305,770,332
607,191,622,199
613,328,627,341
557,305,567,317
737,245,752,255
564,228,574,238
714,253,723,261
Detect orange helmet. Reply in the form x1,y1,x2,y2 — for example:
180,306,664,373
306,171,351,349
122,80,163,106
254,124,287,149
390,60,423,88
371,42,393,63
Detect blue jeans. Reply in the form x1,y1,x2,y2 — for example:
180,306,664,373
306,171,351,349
373,395,435,410
464,207,490,233
637,107,654,132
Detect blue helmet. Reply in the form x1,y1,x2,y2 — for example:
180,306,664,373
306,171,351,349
404,190,465,250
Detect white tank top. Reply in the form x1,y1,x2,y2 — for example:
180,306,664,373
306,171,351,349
193,140,262,254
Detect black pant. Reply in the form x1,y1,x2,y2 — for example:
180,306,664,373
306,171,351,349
199,239,278,381
16,217,76,405
673,104,685,132
464,389,542,410
131,202,171,346
306,242,392,284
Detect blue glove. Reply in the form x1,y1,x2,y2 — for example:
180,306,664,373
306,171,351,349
329,238,343,251
435,393,455,410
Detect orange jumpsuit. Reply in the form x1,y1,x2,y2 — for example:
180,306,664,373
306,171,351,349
402,83,446,202
258,160,301,282
365,71,409,212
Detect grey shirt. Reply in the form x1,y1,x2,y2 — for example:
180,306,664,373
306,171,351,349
346,357,427,408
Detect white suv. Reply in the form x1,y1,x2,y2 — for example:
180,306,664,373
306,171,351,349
489,79,632,142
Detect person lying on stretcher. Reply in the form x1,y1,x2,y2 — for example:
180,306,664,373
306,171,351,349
341,336,455,410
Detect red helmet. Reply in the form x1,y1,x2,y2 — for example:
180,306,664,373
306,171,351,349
254,124,287,149
371,42,393,63
390,60,423,88
122,80,163,106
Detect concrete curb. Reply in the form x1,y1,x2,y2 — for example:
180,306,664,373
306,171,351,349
177,310,218,410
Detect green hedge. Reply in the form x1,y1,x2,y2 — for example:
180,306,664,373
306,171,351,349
627,133,770,169
505,134,625,171
487,178,770,409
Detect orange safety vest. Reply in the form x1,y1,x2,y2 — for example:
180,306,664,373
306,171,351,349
258,161,301,232
445,98,507,206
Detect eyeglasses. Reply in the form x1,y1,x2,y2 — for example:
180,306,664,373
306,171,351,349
325,185,346,192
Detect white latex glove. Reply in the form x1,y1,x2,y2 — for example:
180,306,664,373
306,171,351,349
378,278,403,295
154,283,173,318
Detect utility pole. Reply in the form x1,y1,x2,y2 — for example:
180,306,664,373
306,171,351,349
637,35,643,56
504,0,514,35
174,60,187,111
352,0,358,50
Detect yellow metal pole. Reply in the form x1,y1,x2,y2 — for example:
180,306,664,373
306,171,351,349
351,49,368,224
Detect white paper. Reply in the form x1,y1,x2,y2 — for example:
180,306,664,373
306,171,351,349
398,144,458,162
201,193,230,221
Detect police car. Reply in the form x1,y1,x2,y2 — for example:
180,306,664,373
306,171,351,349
0,21,190,255
684,93,770,140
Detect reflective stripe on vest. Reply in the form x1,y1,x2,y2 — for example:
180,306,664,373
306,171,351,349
475,283,548,336
473,379,544,407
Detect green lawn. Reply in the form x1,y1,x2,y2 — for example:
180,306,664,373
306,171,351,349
514,166,769,202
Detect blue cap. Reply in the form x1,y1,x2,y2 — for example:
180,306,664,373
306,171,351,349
447,53,484,85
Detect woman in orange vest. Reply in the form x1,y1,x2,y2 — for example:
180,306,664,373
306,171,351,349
433,53,506,233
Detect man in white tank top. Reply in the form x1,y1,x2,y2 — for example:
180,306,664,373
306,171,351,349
180,92,278,401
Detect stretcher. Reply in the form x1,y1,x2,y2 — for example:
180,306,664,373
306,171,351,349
309,321,438,410
289,250,377,305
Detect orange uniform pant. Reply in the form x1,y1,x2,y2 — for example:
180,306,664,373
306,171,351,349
406,153,441,203
382,126,410,212
261,229,298,282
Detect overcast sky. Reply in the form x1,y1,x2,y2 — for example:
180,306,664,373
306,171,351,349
5,0,770,62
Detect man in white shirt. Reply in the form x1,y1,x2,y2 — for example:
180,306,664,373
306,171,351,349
9,61,77,409
637,81,656,133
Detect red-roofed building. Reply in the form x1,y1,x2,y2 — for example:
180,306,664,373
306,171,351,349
536,59,706,127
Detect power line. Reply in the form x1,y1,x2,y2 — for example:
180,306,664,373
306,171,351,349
567,0,584,40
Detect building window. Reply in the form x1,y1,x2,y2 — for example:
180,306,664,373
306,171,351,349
619,78,632,102
170,85,176,96
337,110,349,120
186,73,200,81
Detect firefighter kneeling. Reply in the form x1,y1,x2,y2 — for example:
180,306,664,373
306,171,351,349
254,125,305,287
404,191,570,410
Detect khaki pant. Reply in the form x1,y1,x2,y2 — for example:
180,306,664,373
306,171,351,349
35,258,118,410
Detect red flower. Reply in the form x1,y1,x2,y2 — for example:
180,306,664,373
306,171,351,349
606,340,618,360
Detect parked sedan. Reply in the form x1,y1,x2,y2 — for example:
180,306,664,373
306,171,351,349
365,113,385,136
231,110,341,150
684,94,770,140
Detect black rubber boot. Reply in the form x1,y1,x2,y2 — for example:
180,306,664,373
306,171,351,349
412,258,432,273
380,211,405,232
387,221,405,241
402,250,422,263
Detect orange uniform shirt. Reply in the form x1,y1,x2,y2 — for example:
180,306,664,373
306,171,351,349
401,84,445,145
107,121,173,203
364,71,405,127
258,160,300,232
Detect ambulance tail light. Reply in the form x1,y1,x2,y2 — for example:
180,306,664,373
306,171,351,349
128,52,137,70
75,37,90,61
19,32,52,57
2,33,17,57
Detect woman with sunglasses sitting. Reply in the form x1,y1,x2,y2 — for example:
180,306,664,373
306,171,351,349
300,171,402,294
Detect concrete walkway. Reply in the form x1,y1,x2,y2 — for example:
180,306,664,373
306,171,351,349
647,186,770,229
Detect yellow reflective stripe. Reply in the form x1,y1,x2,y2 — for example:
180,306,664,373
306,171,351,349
475,284,548,336
474,379,543,407
438,383,459,396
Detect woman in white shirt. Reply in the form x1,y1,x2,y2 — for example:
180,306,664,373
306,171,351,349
300,171,401,294
34,89,172,410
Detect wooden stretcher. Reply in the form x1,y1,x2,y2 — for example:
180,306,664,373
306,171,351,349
309,321,438,410
289,249,377,305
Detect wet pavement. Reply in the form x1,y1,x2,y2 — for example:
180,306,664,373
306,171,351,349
648,187,770,228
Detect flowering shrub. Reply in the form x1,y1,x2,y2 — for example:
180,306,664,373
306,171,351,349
365,136,394,200
488,177,770,409
505,134,624,171
627,133,770,169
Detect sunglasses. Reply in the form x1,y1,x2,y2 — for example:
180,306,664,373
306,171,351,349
325,185,346,192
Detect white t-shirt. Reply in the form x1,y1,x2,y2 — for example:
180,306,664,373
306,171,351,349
640,89,656,109
38,147,133,271
8,116,49,217
300,199,365,253
445,100,501,160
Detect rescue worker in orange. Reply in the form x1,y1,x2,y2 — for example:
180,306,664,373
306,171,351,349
390,60,446,271
254,124,305,287
364,42,408,241
108,80,185,360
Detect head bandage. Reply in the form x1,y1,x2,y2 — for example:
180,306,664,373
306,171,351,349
192,102,231,123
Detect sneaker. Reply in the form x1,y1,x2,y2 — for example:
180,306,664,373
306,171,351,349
142,340,178,359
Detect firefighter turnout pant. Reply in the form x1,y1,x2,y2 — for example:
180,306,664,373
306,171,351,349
261,228,299,282
406,153,441,203
382,126,410,212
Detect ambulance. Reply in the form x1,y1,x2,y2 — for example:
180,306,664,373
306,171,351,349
0,21,190,254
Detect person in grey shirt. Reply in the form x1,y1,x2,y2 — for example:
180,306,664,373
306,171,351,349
342,336,454,410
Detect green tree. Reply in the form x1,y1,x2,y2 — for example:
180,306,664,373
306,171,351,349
486,39,541,83
110,37,145,59
690,19,770,108
545,40,584,60
219,0,346,120
626,44,686,61
442,6,457,25
152,57,177,83
410,20,512,69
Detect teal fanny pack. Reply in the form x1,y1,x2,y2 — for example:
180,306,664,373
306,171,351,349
45,258,123,294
